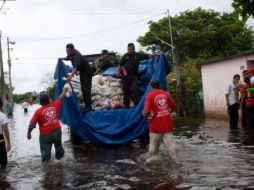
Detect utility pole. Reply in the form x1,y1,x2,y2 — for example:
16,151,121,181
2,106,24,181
167,9,184,116
0,0,16,13
0,31,6,113
7,37,15,104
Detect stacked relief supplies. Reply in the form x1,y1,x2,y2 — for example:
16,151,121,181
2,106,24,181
71,74,123,111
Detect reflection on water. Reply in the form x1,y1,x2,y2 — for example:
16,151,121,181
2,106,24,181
0,105,254,189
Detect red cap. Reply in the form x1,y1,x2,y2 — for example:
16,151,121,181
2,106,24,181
247,68,254,74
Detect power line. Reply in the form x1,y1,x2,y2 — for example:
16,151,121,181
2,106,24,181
16,57,57,60
6,62,57,66
1,9,166,15
0,0,6,13
8,12,166,42
8,61,87,67
0,0,15,13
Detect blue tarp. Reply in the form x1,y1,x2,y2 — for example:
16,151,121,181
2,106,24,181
54,54,171,144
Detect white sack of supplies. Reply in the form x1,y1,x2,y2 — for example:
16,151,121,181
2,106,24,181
71,74,123,110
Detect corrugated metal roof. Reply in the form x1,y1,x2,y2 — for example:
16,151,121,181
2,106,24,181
202,50,254,65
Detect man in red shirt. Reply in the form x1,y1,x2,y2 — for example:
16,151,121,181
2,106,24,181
240,71,254,129
143,80,178,163
240,70,248,128
27,87,68,163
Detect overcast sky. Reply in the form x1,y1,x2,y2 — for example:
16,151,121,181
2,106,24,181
0,0,250,93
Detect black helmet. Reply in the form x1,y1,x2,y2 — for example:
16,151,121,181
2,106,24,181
39,92,50,106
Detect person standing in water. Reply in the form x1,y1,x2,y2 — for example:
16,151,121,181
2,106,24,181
22,99,30,113
240,70,248,128
6,96,13,117
225,74,240,129
0,99,11,169
143,80,178,163
27,87,68,163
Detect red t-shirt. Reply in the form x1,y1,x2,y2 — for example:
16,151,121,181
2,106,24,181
241,84,254,107
144,89,176,133
30,99,62,136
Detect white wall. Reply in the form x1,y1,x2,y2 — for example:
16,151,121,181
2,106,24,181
201,57,247,116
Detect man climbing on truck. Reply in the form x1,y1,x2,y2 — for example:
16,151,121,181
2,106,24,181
63,43,94,112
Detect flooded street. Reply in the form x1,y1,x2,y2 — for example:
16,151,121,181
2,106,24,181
1,105,254,189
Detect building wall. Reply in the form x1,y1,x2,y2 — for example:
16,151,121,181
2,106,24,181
201,56,248,117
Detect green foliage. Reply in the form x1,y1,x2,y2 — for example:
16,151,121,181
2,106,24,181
138,7,254,61
167,59,204,115
180,59,204,115
13,73,55,104
0,83,10,97
232,0,254,20
13,92,35,103
138,8,254,115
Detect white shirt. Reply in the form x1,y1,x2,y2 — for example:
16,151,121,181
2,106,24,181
225,83,240,106
250,76,254,85
22,102,29,109
0,112,8,134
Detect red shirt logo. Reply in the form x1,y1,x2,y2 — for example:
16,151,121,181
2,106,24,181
155,94,168,111
42,107,56,121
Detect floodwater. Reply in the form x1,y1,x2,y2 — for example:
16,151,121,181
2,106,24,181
1,105,254,190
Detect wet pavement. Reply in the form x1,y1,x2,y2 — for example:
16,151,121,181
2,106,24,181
1,105,254,189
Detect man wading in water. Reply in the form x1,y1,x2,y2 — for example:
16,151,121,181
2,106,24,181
27,87,68,163
143,80,178,163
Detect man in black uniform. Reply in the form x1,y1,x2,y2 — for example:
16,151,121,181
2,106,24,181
94,50,117,75
118,43,157,108
63,43,93,112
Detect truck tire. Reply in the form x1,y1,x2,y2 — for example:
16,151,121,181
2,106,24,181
70,128,83,145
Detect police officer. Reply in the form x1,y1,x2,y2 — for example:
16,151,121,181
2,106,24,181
118,43,158,108
94,50,117,75
63,43,93,112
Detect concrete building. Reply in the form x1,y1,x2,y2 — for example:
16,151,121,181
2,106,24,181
201,51,254,117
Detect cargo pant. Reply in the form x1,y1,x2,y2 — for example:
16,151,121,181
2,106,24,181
39,129,65,163
80,72,92,109
0,134,7,168
148,132,178,162
122,76,140,108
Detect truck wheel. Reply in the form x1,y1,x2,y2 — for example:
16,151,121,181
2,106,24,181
70,128,83,145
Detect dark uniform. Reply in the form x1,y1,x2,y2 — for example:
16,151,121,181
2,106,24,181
65,49,93,109
98,58,116,73
120,52,149,108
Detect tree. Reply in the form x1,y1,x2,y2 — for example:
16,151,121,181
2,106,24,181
138,8,254,115
232,0,254,20
41,73,55,100
13,92,34,103
138,8,254,62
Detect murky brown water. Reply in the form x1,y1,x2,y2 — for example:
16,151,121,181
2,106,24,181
1,105,254,189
